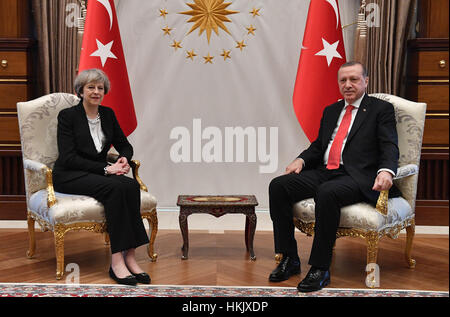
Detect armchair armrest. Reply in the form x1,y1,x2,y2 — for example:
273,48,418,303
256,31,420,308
375,164,419,216
131,160,148,192
375,190,389,216
23,159,47,172
394,164,419,180
23,159,57,208
105,152,150,192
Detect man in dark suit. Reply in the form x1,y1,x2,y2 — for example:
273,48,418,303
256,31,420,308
268,61,400,292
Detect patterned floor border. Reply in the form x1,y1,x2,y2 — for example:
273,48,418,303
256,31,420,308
0,283,448,297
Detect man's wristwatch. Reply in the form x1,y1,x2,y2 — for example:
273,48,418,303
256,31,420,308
104,166,109,176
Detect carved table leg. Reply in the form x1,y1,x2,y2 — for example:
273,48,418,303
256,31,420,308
245,210,257,261
245,214,249,251
179,210,189,260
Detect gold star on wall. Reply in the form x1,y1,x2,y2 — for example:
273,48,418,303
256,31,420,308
220,49,231,61
171,40,182,50
246,25,256,35
186,50,197,61
180,0,239,44
159,9,168,18
250,8,260,17
236,40,247,51
162,26,173,36
203,53,214,64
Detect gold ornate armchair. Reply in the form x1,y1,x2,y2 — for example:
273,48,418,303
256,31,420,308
17,93,158,280
285,94,426,287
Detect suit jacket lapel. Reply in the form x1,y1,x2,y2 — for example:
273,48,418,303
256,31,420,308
323,100,345,145
98,106,111,142
75,103,98,155
347,94,370,143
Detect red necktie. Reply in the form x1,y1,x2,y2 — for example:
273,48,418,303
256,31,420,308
326,105,355,169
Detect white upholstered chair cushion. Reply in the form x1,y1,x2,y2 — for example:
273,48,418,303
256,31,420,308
29,189,157,226
293,197,413,231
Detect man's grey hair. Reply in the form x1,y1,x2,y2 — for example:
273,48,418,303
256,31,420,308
339,61,368,78
74,68,111,97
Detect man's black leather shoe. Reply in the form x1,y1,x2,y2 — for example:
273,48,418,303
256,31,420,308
269,256,301,282
297,267,330,292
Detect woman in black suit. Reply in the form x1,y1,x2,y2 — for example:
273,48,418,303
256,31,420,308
53,68,150,285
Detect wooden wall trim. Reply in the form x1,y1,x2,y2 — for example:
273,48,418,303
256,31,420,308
415,200,449,226
0,195,26,220
0,38,35,51
408,38,449,51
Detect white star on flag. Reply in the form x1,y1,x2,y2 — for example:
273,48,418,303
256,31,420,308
90,39,118,67
315,38,342,67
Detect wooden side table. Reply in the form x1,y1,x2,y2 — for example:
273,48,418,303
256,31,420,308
177,195,258,260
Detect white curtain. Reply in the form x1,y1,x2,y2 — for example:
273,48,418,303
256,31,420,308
115,0,359,209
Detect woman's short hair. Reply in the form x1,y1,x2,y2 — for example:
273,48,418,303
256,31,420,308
74,68,111,97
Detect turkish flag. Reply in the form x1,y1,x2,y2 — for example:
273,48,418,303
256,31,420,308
293,0,346,142
79,0,137,136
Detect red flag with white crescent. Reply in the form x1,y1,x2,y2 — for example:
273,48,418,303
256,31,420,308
79,0,137,136
293,0,346,142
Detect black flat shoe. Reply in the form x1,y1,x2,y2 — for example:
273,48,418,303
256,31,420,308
109,267,138,286
297,267,330,292
269,256,301,282
131,271,151,284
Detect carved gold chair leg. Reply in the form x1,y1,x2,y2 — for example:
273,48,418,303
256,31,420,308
143,209,158,262
26,212,36,259
405,220,416,269
366,231,379,264
365,231,380,288
54,224,66,280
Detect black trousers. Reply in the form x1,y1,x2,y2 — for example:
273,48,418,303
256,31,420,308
269,166,365,269
54,173,149,254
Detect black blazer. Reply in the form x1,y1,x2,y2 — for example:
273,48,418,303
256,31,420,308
53,102,133,185
298,94,400,204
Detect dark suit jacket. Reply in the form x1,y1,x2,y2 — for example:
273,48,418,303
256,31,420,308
298,94,400,204
53,102,133,185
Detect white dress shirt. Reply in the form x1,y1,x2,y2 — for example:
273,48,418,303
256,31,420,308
87,114,106,153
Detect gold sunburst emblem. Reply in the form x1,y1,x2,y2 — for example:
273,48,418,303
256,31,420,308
158,0,262,65
180,0,238,44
